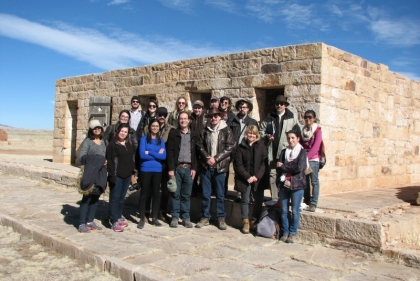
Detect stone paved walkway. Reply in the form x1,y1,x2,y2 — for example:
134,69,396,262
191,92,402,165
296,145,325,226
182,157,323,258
0,174,419,281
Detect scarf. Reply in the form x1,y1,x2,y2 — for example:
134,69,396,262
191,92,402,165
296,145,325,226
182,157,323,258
285,143,303,162
302,123,319,142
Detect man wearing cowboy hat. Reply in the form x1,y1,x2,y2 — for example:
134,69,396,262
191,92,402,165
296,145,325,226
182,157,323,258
233,99,259,202
259,95,300,205
196,108,235,230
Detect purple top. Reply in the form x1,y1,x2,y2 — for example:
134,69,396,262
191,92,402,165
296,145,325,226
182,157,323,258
301,127,322,161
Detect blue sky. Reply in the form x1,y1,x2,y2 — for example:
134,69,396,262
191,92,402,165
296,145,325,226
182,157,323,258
1,0,419,130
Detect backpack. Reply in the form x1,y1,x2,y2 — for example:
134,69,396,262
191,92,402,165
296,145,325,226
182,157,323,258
257,209,280,239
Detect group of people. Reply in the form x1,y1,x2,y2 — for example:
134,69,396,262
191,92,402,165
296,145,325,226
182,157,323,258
78,94,323,243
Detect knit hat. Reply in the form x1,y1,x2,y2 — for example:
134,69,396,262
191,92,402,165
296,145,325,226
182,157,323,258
89,119,102,130
157,107,168,116
131,96,139,102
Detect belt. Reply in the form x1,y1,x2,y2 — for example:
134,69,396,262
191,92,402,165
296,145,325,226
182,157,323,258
177,163,192,168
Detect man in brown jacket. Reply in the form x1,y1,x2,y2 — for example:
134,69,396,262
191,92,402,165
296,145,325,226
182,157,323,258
196,108,235,230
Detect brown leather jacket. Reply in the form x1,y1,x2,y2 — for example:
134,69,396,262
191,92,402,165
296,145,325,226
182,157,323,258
197,121,235,173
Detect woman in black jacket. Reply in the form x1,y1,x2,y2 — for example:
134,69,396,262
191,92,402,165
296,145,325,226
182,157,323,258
277,129,307,243
136,99,158,138
106,123,136,232
104,110,138,152
234,125,268,234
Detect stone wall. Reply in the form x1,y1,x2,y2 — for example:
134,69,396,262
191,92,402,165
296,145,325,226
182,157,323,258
53,42,420,194
320,44,420,194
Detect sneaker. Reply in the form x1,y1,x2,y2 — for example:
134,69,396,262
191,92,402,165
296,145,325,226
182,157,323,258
218,218,227,230
170,218,178,228
118,218,128,228
195,217,210,228
306,204,316,212
280,234,288,243
112,222,124,232
78,224,90,233
137,219,145,229
286,234,295,244
151,218,162,227
86,221,102,230
182,219,193,228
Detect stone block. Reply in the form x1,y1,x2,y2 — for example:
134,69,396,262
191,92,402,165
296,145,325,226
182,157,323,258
300,213,336,236
296,43,322,59
282,60,312,72
273,45,296,62
336,218,382,248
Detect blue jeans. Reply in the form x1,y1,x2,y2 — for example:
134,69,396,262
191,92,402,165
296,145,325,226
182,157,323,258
279,188,304,235
304,161,320,206
201,168,226,218
171,167,193,220
79,193,100,225
109,176,130,224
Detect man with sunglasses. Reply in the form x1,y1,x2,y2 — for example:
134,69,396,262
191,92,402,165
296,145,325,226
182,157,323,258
129,96,145,133
168,96,191,129
259,95,300,206
196,108,235,230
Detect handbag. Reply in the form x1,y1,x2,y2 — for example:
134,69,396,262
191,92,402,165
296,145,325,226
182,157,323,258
318,140,326,169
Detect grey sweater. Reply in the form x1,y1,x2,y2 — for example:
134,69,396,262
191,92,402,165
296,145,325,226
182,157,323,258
79,138,107,160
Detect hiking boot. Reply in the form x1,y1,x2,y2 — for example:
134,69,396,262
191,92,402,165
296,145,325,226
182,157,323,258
159,213,169,223
280,234,288,243
307,204,316,212
151,218,162,227
249,219,257,231
86,221,102,231
286,234,295,244
242,219,250,234
195,217,209,228
118,218,128,228
112,222,124,232
218,218,227,230
137,218,145,229
78,224,90,233
182,219,193,228
170,218,178,228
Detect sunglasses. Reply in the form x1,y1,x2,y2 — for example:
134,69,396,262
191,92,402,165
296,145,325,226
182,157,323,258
275,102,286,106
132,100,139,103
158,114,167,117
304,116,314,119
178,102,185,105
148,104,156,108
209,114,220,119
239,106,248,109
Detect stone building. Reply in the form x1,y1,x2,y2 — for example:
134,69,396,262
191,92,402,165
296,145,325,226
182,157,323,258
53,42,420,195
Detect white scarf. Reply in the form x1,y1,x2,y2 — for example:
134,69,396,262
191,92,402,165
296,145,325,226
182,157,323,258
285,143,303,162
302,123,318,142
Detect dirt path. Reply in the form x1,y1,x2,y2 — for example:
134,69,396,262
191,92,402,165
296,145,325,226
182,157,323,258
0,226,120,281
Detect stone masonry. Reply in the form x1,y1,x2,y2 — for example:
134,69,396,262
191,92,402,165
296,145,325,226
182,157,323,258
53,42,420,195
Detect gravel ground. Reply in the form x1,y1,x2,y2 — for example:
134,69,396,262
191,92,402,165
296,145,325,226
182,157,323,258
0,226,120,281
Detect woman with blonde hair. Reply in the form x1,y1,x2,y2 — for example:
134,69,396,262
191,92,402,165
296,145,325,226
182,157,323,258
233,125,268,234
167,96,191,128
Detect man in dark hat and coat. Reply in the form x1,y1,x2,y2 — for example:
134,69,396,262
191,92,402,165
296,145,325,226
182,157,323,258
259,95,300,205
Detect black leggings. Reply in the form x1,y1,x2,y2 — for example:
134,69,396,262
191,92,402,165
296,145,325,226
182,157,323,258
139,172,162,219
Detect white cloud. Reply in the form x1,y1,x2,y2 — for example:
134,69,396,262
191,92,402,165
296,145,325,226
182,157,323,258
370,19,420,47
0,13,236,70
108,0,130,5
205,0,236,13
280,3,314,29
157,0,195,12
328,4,343,17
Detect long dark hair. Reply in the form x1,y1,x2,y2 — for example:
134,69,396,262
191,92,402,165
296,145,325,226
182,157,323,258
146,118,161,145
87,127,103,140
114,123,131,142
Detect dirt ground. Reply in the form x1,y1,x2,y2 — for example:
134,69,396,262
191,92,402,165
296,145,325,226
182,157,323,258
0,226,120,281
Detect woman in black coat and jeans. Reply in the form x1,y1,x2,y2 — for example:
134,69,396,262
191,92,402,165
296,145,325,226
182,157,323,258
234,125,268,234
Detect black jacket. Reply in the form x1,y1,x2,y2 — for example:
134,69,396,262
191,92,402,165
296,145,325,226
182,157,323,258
106,140,135,183
197,122,235,173
80,154,107,195
231,115,258,160
136,112,156,139
104,121,138,152
166,129,198,172
234,139,267,192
